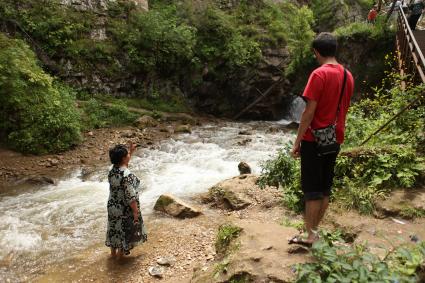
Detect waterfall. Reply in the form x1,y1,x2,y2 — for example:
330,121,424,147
277,95,305,125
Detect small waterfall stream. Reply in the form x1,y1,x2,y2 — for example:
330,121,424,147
0,121,295,281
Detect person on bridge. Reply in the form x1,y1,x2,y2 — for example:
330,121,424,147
106,143,147,258
367,5,378,23
408,0,425,30
290,33,354,246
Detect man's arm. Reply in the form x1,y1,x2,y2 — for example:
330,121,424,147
291,99,317,158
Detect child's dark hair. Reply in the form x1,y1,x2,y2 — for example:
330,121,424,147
312,32,337,57
109,144,128,166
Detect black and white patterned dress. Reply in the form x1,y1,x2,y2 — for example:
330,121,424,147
105,166,147,254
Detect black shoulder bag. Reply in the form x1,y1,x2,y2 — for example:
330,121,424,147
311,68,347,157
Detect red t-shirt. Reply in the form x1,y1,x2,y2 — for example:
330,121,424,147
368,9,378,21
302,64,354,144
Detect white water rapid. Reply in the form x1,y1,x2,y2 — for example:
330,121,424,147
0,121,294,281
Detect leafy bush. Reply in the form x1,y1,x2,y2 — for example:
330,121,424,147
80,99,138,130
335,15,395,41
108,3,197,76
187,4,261,73
333,179,387,214
336,147,424,189
344,81,425,149
258,146,304,213
0,33,81,154
295,238,425,282
0,0,96,57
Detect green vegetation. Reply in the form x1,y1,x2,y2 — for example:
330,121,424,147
400,206,425,219
215,223,242,255
0,0,316,95
80,99,138,130
309,0,374,32
213,223,243,279
281,217,304,231
295,232,425,282
258,145,304,213
0,33,82,154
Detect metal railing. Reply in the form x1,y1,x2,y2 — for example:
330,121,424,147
396,7,425,83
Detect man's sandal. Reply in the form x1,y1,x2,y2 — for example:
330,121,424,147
288,235,313,247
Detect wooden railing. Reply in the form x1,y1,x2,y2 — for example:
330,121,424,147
396,7,425,84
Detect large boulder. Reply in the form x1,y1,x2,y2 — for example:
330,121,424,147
154,194,201,218
204,176,256,210
202,175,282,210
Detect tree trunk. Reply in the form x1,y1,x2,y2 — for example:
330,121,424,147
377,0,383,12
385,0,398,22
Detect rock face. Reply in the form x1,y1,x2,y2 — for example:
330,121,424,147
154,194,201,218
192,47,291,120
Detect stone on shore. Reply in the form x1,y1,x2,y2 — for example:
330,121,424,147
154,194,201,218
148,266,164,278
134,115,158,129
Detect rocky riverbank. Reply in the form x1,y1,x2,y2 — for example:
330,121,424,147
21,172,425,283
1,115,424,282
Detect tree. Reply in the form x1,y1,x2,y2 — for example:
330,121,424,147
385,0,398,22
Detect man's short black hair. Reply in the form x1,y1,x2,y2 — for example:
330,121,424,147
312,32,337,57
109,144,128,166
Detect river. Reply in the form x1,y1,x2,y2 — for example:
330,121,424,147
0,121,297,282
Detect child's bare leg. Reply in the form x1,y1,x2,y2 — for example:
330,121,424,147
110,248,117,257
116,249,124,259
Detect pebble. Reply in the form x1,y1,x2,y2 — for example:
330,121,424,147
157,257,175,266
148,266,164,278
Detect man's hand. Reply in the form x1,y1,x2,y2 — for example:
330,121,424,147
291,141,301,158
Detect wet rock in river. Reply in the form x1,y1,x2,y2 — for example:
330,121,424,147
174,125,192,134
154,194,202,218
238,162,252,175
20,176,56,186
238,130,253,135
237,138,252,146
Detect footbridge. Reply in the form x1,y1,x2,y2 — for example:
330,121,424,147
360,8,425,146
397,7,425,84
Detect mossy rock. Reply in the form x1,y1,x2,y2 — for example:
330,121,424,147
208,185,251,210
154,194,202,218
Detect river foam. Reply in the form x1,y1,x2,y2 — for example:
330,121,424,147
0,121,293,281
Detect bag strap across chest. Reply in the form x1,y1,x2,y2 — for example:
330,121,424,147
334,68,347,124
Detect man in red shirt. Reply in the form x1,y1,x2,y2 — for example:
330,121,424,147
290,32,354,246
367,6,378,23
